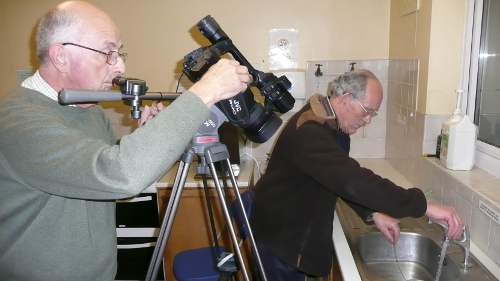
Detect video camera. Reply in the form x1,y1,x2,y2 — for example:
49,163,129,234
59,15,295,144
182,15,295,143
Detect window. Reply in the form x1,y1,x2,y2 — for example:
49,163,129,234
467,0,500,178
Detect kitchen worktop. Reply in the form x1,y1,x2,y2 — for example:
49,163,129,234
154,159,254,189
334,158,500,281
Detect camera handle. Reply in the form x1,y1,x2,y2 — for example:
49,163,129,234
145,142,267,281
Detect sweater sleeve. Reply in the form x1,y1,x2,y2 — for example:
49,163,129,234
0,89,209,199
292,121,427,219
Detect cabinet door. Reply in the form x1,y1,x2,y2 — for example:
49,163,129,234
116,237,165,280
157,187,251,281
116,193,160,228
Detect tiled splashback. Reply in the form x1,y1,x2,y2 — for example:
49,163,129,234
303,59,391,159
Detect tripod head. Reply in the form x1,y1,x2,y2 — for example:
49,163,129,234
113,76,148,119
59,76,180,120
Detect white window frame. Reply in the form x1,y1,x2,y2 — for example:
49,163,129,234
464,0,500,179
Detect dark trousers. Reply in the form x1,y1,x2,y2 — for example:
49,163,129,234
256,241,308,281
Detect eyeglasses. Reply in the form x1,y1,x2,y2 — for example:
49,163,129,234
62,43,127,65
351,93,378,118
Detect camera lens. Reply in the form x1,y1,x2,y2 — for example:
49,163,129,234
241,103,282,143
197,15,228,44
216,89,282,143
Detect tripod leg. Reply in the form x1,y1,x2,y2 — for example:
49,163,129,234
201,174,223,257
206,166,249,280
223,159,267,281
145,149,195,281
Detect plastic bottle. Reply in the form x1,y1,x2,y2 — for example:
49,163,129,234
439,88,478,170
440,112,478,170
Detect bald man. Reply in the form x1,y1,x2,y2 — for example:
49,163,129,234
0,1,249,280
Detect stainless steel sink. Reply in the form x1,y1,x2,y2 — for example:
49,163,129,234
357,232,459,281
336,199,498,281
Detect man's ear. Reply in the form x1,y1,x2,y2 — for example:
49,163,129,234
338,92,351,109
48,43,69,72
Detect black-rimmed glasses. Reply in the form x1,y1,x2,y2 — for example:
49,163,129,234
351,93,378,118
62,43,127,65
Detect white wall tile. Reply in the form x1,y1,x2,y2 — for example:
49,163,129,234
456,181,474,203
363,139,386,158
410,161,423,188
403,157,413,182
428,171,444,204
442,184,457,207
376,100,387,120
420,161,433,193
456,195,472,227
349,138,366,159
487,221,500,266
424,114,450,142
471,206,491,254
365,119,386,139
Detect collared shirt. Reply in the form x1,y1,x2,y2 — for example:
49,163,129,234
21,70,59,102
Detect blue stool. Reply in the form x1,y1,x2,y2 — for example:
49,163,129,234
172,190,255,281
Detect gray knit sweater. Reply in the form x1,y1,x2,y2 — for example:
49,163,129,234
0,87,209,280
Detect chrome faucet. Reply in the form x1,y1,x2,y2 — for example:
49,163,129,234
428,218,472,269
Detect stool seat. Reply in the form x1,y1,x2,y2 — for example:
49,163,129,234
173,246,230,281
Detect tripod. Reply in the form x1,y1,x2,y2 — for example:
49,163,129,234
145,138,267,281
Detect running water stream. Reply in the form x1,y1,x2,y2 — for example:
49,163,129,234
435,237,450,281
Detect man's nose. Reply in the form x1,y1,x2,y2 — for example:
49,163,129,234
114,56,126,75
362,115,372,124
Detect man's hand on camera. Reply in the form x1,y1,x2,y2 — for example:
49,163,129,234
189,58,250,108
138,102,165,127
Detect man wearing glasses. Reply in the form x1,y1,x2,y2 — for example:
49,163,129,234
0,1,249,280
249,69,464,281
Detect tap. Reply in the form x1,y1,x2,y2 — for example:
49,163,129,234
315,64,323,77
428,218,472,269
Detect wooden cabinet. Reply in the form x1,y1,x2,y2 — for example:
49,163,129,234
155,161,255,281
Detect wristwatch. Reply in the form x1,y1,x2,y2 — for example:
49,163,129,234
366,212,378,222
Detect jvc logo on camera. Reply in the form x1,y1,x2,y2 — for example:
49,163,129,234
204,119,216,128
229,99,242,115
